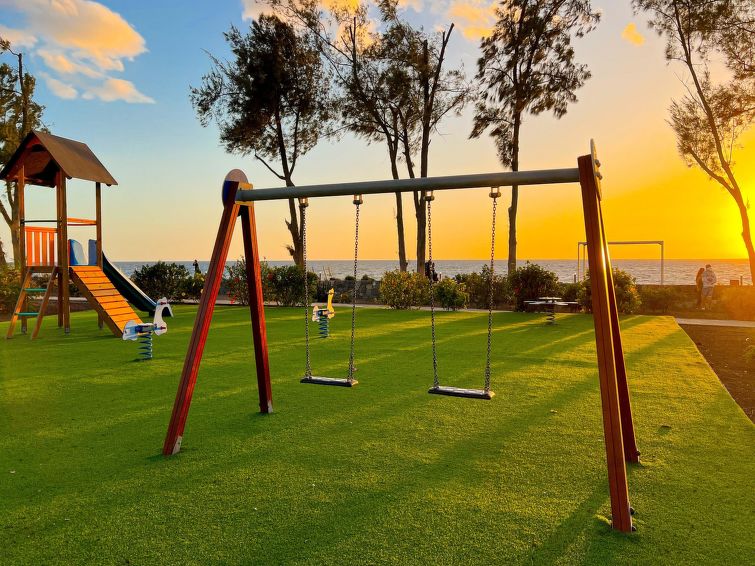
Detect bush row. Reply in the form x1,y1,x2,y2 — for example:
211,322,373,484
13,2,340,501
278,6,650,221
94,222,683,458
379,262,643,314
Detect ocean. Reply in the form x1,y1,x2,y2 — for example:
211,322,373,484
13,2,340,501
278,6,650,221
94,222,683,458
113,258,752,286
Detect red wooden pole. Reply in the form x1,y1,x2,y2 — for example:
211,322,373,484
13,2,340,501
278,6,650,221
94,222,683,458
579,152,634,533
163,171,247,456
599,208,640,463
240,204,273,413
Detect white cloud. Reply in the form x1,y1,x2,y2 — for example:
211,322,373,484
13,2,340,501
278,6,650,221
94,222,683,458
447,1,497,41
0,24,38,48
399,0,422,9
37,49,102,78
621,23,645,46
241,0,270,21
41,73,78,99
83,77,154,104
1,0,153,103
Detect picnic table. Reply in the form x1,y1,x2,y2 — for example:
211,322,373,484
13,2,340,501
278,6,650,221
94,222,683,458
524,296,580,324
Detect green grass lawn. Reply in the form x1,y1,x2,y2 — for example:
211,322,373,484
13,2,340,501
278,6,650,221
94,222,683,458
1,306,753,564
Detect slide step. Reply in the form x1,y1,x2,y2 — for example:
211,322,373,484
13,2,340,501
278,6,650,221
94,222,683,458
428,386,495,400
16,311,39,317
23,288,47,292
300,376,358,387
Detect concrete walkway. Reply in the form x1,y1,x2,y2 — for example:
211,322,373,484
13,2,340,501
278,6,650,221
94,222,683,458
676,317,755,328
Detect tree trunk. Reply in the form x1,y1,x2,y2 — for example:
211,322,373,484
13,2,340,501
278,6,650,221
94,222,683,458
395,193,408,272
389,150,408,272
415,193,426,274
734,190,755,283
285,194,303,267
507,112,521,275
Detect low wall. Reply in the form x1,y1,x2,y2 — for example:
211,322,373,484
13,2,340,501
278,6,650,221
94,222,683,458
318,279,381,303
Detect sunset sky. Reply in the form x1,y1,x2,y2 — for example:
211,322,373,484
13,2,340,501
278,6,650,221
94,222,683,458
0,0,753,263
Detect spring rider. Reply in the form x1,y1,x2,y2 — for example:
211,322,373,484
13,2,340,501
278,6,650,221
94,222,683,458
122,297,172,360
312,288,335,338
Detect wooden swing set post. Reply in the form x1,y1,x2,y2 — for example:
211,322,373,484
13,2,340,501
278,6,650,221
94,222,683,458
578,151,635,533
162,171,272,456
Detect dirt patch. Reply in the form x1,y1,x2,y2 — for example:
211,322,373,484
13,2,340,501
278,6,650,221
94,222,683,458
681,324,755,422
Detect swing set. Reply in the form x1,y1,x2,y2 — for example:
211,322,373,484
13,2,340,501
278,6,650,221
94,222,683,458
162,142,639,532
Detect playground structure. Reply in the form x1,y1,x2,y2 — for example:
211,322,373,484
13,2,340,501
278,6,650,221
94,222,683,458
0,131,154,339
122,298,172,361
162,141,639,532
577,240,665,285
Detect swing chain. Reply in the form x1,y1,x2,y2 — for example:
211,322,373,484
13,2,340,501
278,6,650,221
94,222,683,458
348,196,362,381
426,191,439,389
484,187,500,393
300,198,312,379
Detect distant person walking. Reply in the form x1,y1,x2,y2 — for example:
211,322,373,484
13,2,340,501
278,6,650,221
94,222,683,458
193,259,201,276
701,264,717,309
695,267,705,308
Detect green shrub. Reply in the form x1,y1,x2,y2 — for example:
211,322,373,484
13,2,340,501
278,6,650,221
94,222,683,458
0,265,20,315
379,270,429,309
580,268,641,314
131,261,191,301
267,265,317,307
434,278,469,310
508,262,561,311
183,274,205,300
455,265,512,309
559,281,583,304
720,286,755,320
226,261,312,307
225,259,249,306
638,286,678,314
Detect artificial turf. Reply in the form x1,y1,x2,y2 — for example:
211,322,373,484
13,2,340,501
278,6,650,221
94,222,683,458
1,306,753,564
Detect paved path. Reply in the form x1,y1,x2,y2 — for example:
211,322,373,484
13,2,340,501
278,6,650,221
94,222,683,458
676,317,755,328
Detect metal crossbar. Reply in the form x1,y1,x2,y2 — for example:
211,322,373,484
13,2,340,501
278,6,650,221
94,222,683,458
235,168,580,203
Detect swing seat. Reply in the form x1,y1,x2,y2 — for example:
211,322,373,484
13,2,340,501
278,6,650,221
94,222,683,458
301,376,358,387
428,385,494,400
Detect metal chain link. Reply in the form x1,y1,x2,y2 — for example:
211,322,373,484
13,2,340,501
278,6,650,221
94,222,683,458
300,201,312,379
427,196,439,389
347,201,361,381
484,194,499,393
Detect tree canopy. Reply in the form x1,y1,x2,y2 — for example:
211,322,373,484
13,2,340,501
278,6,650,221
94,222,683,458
190,15,333,265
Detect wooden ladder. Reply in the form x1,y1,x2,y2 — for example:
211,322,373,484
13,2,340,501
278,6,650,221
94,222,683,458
6,267,59,340
69,266,141,337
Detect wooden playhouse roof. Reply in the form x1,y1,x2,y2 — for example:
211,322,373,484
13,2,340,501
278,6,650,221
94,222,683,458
0,130,118,187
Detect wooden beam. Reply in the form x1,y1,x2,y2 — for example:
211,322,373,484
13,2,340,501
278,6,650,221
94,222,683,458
96,181,103,329
59,172,70,333
163,176,244,456
18,165,27,333
599,207,640,463
31,266,58,340
241,204,273,414
56,180,63,328
579,153,634,533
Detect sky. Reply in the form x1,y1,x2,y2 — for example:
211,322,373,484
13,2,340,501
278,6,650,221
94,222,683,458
0,0,753,263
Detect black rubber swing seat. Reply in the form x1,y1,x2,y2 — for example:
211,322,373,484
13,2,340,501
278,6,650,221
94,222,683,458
428,386,495,400
301,376,358,387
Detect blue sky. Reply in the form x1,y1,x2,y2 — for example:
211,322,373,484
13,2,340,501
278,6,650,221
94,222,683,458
1,0,752,262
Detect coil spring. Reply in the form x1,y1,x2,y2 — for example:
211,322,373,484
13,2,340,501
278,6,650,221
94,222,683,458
546,309,556,325
138,332,153,361
317,312,330,338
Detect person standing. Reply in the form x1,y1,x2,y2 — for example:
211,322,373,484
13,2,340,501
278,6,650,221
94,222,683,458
695,267,705,308
701,264,717,310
